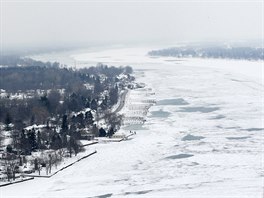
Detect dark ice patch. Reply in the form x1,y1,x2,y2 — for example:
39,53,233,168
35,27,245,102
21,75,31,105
210,115,225,120
179,106,219,113
150,110,171,118
226,136,251,140
187,162,199,166
226,126,241,129
165,154,194,160
54,188,65,192
114,178,130,182
182,134,205,141
230,79,245,82
157,98,189,106
88,193,113,198
124,190,153,195
244,128,264,132
191,162,199,166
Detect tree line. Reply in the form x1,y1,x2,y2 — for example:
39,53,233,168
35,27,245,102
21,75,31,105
148,46,264,60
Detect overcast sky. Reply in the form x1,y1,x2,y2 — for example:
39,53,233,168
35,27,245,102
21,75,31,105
1,0,263,50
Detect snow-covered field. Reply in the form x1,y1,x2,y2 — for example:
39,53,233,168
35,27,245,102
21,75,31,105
3,47,263,198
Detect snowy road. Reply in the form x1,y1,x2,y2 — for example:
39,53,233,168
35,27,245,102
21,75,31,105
5,47,263,198
113,90,128,114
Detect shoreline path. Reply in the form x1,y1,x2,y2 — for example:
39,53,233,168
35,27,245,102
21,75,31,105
113,90,128,114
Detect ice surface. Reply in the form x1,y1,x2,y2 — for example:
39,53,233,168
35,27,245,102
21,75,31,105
4,47,263,198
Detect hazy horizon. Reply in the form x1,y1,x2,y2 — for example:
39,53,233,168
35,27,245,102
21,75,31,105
1,0,263,53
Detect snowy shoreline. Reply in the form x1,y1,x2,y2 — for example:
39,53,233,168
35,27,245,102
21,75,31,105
0,84,153,188
3,47,263,198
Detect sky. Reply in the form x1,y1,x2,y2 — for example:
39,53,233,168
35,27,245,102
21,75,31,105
0,0,263,51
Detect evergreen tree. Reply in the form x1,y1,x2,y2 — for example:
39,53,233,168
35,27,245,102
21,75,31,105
37,130,41,149
5,112,12,130
6,144,13,153
27,129,37,151
61,115,68,133
20,130,31,154
99,127,106,137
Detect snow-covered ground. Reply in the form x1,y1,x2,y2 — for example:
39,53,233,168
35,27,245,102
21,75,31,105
3,47,263,198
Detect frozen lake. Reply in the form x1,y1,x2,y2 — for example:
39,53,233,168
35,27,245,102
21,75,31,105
4,47,263,197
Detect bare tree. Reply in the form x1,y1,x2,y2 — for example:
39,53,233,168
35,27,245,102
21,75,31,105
4,153,19,181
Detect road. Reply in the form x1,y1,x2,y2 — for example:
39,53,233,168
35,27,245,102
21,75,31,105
113,89,128,114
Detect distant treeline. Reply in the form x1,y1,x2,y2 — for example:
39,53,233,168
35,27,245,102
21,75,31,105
148,47,264,60
0,55,61,67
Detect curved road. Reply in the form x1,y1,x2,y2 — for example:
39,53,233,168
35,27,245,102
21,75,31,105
113,90,128,114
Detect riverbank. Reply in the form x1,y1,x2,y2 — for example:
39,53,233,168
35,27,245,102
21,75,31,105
3,48,263,198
